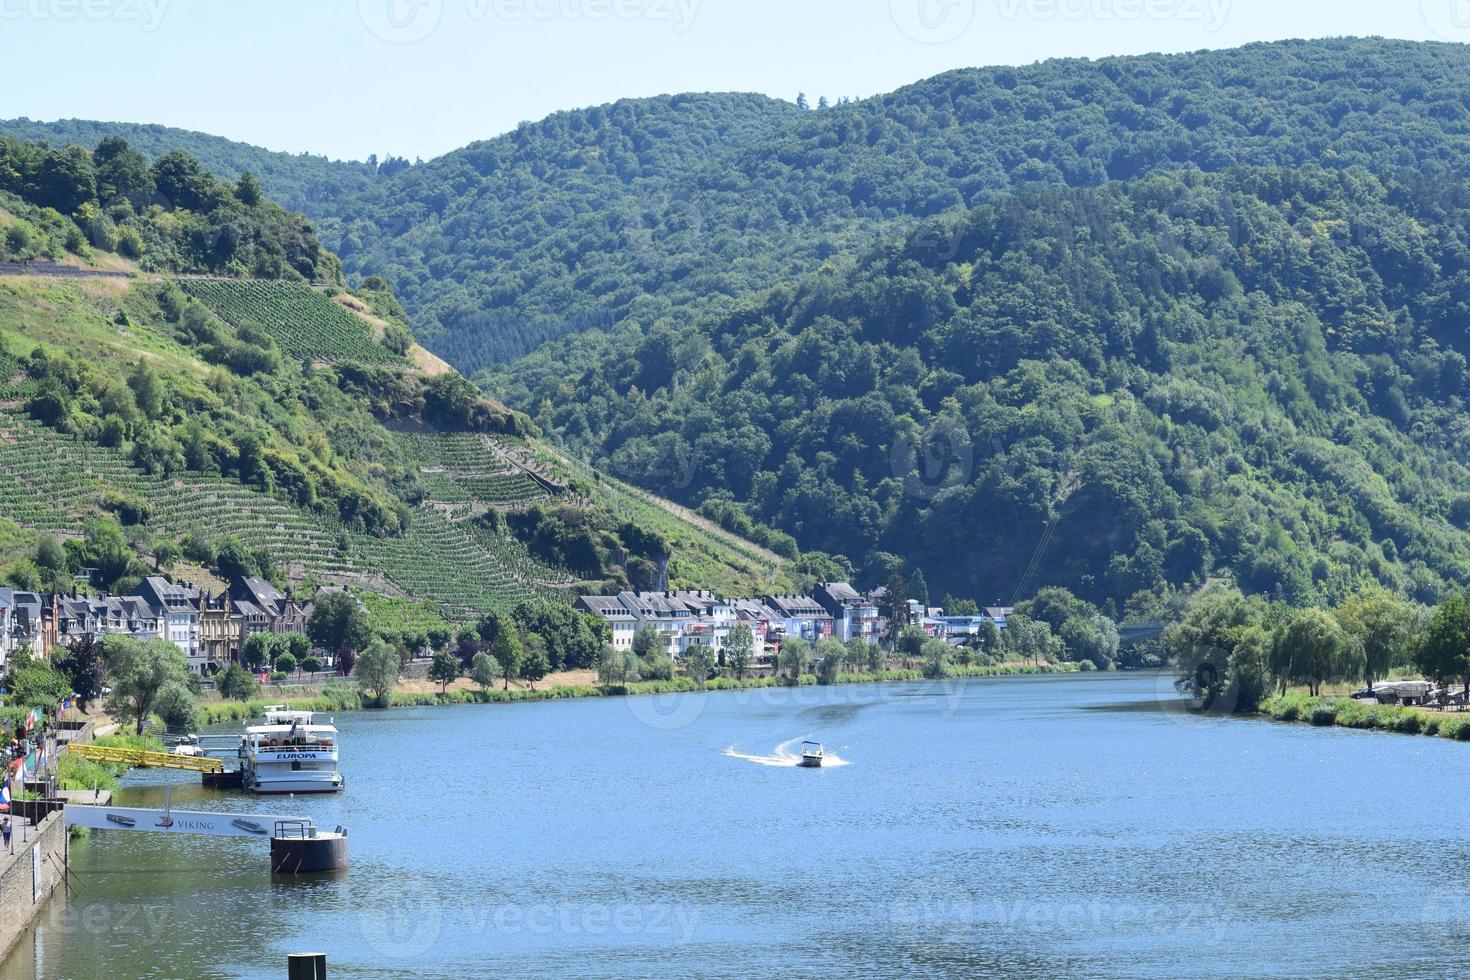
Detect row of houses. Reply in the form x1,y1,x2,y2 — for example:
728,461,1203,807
0,576,310,675
575,583,1012,661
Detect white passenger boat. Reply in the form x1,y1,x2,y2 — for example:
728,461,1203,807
239,707,343,795
799,741,824,768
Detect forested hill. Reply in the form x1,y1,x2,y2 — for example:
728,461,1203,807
13,39,1470,369
13,37,1470,614
496,166,1470,615
0,136,796,621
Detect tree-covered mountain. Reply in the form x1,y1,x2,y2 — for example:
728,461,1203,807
495,165,1470,613
14,38,1470,613
17,39,1470,368
0,137,795,623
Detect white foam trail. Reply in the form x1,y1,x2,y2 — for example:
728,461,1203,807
723,737,849,768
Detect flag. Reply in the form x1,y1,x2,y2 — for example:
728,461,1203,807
0,776,9,813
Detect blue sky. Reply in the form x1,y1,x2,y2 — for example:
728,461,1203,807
0,0,1465,161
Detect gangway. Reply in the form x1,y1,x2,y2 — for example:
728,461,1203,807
68,743,224,773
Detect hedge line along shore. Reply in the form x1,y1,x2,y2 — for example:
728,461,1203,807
197,662,1078,725
1259,692,1470,740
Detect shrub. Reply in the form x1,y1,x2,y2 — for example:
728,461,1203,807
154,680,202,733
301,655,322,674
274,652,297,674
216,663,259,702
1309,703,1340,727
57,754,122,793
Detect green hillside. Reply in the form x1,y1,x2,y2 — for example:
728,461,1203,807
14,38,1470,613
13,39,1470,367
496,165,1470,613
0,139,794,620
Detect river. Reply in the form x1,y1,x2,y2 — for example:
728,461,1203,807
5,672,1470,978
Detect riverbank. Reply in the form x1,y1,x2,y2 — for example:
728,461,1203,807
1259,692,1470,740
199,661,1077,724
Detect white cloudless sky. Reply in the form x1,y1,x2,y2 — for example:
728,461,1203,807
0,0,1464,161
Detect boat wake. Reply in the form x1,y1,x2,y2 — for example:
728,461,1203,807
723,737,849,768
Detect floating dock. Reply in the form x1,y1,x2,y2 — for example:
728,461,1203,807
202,770,244,789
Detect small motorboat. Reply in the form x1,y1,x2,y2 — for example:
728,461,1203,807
170,735,202,757
799,741,824,768
105,813,136,828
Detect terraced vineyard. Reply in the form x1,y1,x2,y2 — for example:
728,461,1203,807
0,348,34,401
0,413,356,573
0,411,570,614
397,432,550,508
356,508,571,617
178,279,402,365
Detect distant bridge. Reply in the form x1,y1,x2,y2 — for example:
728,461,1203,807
1119,623,1165,644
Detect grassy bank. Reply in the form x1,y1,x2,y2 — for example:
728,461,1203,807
199,662,1076,721
1259,692,1470,740
56,733,167,792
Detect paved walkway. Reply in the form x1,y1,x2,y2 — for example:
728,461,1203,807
0,809,51,865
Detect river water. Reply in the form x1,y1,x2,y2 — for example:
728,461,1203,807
6,672,1470,979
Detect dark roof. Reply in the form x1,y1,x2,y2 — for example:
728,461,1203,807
576,596,636,619
764,595,831,619
231,576,285,614
815,582,863,604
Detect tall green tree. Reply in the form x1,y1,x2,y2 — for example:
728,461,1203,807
53,636,106,711
428,650,460,693
308,592,372,659
1335,588,1419,686
683,642,716,687
1164,589,1268,707
1271,608,1361,696
725,623,755,680
471,651,497,692
521,635,551,690
1414,593,1470,698
491,632,523,691
217,663,260,702
779,636,809,682
102,637,192,734
352,637,400,707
